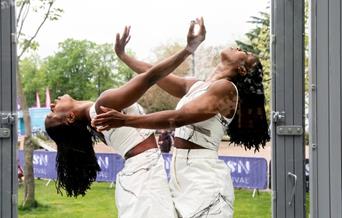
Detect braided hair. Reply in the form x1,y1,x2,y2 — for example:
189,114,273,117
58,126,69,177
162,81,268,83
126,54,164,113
227,61,270,151
45,120,101,197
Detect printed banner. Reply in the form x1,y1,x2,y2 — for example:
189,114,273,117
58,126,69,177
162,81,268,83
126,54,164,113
18,151,268,189
18,150,57,179
220,156,268,189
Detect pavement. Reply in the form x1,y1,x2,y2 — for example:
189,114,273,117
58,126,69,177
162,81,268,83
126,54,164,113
93,137,273,163
19,136,308,164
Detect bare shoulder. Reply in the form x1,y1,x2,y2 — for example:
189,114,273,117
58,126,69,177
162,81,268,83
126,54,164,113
208,79,237,98
94,88,123,112
207,79,238,118
184,78,200,93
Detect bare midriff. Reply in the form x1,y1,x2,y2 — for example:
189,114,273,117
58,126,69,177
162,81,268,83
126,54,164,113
124,134,158,159
174,137,205,149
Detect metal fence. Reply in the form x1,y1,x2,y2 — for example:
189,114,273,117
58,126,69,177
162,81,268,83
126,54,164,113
0,0,17,217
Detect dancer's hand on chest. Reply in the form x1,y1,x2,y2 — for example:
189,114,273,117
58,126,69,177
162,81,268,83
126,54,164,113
91,106,126,131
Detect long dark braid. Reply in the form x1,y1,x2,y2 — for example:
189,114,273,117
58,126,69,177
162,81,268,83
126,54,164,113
45,121,101,197
227,61,270,151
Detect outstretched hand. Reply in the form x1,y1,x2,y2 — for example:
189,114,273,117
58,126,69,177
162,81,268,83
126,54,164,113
186,17,206,53
91,106,126,131
115,26,131,57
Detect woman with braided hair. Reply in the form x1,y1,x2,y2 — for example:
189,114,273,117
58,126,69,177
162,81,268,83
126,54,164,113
92,44,270,217
44,18,205,218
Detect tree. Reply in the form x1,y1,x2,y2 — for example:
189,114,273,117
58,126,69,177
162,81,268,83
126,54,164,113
19,39,135,106
44,39,99,101
235,11,271,121
235,4,310,128
20,55,46,107
138,42,192,112
16,0,63,208
92,43,121,96
138,42,225,113
44,39,130,101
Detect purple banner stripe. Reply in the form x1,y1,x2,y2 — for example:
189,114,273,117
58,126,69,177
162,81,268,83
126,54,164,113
18,150,268,189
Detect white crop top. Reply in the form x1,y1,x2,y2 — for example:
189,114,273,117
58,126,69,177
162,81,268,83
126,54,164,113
174,80,238,151
89,103,155,157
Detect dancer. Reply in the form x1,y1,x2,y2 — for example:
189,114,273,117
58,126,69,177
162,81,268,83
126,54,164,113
92,36,269,217
44,18,205,218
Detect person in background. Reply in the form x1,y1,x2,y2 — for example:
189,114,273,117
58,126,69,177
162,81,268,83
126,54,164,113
17,160,24,185
158,129,173,153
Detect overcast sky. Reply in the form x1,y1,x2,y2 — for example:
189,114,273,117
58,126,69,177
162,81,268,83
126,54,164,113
23,0,270,59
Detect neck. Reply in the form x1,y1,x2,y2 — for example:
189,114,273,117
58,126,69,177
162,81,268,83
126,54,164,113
73,101,94,123
206,66,235,82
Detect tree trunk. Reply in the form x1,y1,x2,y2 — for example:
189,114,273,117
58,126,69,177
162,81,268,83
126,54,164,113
23,136,36,208
17,64,36,208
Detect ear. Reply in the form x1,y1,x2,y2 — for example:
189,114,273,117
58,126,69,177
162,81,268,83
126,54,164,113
66,112,76,124
237,65,248,76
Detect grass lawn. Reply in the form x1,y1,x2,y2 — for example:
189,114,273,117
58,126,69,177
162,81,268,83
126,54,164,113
18,180,275,218
18,180,117,218
234,189,271,218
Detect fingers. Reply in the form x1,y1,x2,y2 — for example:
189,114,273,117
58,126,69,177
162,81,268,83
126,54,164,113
198,17,206,34
115,33,120,44
92,115,114,125
116,25,131,44
126,35,131,44
197,17,204,26
91,117,108,126
91,117,113,131
123,25,131,39
100,106,113,113
188,17,205,36
194,17,205,35
188,20,195,36
93,112,115,121
91,106,124,130
96,125,110,132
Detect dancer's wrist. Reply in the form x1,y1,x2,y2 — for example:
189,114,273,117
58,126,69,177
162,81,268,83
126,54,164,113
117,51,127,60
185,46,195,54
185,45,196,54
123,115,137,127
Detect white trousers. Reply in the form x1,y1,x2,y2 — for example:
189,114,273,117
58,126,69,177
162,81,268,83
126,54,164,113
170,148,234,218
115,148,177,218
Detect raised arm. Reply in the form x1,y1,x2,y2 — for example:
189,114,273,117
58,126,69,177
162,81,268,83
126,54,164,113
95,18,206,112
115,19,206,98
92,80,237,130
114,26,152,73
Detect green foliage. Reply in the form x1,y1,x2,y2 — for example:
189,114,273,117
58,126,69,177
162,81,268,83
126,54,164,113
20,39,135,106
90,43,119,96
236,11,271,122
45,39,125,101
20,56,46,107
236,4,310,124
44,39,98,100
113,52,135,87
